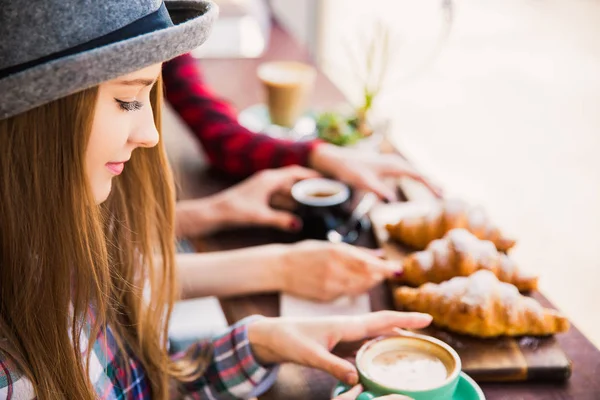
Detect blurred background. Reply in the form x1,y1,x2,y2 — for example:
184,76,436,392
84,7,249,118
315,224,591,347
174,0,600,347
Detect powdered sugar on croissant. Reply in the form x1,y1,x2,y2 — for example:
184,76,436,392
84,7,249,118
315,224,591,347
394,270,569,338
397,228,537,291
386,199,516,252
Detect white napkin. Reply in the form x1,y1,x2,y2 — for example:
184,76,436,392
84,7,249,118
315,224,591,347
280,293,371,317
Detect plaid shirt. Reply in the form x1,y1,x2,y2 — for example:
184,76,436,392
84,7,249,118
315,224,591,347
162,53,320,177
0,315,278,399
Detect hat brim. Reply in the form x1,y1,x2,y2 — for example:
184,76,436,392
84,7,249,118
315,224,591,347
0,0,218,119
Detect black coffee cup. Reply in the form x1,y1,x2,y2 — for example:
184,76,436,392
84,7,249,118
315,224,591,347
291,178,351,240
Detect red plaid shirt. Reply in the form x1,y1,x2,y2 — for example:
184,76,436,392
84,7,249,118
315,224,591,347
163,53,320,177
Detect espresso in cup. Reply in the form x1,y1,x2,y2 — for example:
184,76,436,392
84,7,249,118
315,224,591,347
291,178,350,239
354,333,461,400
257,61,316,127
306,189,341,198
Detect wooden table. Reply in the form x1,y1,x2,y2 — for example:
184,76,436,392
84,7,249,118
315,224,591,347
170,21,600,400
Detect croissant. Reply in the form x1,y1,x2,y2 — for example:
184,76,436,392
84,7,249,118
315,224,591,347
385,199,516,252
396,228,537,291
394,270,569,337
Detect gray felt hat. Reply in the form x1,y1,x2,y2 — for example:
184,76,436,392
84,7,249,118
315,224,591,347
0,0,218,119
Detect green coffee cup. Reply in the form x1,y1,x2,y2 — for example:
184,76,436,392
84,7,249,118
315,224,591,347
354,332,461,400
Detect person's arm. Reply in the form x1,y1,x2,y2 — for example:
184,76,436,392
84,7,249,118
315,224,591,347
162,54,320,177
171,316,279,399
176,241,400,301
173,312,432,398
163,54,441,199
176,245,286,299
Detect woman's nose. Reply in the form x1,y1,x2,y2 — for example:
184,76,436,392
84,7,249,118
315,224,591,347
131,126,159,148
130,113,159,148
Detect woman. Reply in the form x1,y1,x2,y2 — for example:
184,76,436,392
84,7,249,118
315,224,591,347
0,1,430,399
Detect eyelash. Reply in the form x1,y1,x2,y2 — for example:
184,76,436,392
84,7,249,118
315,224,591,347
115,98,144,112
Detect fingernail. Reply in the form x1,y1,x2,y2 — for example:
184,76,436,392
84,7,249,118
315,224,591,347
410,313,433,323
290,219,302,232
388,261,403,275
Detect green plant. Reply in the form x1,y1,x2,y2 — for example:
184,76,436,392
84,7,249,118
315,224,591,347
316,20,393,146
315,112,362,146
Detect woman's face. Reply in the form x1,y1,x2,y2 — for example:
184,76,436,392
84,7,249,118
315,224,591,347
86,63,162,203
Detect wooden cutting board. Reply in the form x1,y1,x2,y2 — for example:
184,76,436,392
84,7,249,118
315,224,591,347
369,201,572,382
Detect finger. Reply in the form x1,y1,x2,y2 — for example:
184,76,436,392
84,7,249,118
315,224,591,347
354,173,398,202
379,160,443,199
361,311,433,334
356,247,385,258
376,395,414,400
304,345,359,385
323,268,387,299
407,177,443,199
354,249,405,278
260,209,302,232
319,274,358,302
269,166,321,191
333,384,363,400
368,248,386,258
339,311,433,342
343,270,387,296
325,279,371,299
343,277,383,297
281,165,322,179
270,193,297,211
345,246,402,278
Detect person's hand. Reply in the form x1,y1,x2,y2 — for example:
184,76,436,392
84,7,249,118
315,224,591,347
333,385,412,400
309,143,442,201
276,240,402,301
217,166,319,231
247,311,432,386
177,166,319,237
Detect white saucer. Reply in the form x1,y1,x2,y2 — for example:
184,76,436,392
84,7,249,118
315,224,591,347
238,104,317,141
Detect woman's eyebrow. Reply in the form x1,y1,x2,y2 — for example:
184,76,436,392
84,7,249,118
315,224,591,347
115,78,156,87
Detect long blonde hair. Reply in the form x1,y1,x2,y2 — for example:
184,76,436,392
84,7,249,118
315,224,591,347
0,75,207,399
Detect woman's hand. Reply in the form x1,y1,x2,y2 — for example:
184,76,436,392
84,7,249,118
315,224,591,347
309,144,442,202
333,385,412,400
217,165,319,230
176,240,401,300
247,311,432,385
176,166,318,237
277,240,402,302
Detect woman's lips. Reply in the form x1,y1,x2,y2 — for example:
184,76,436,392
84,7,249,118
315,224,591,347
106,162,125,175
